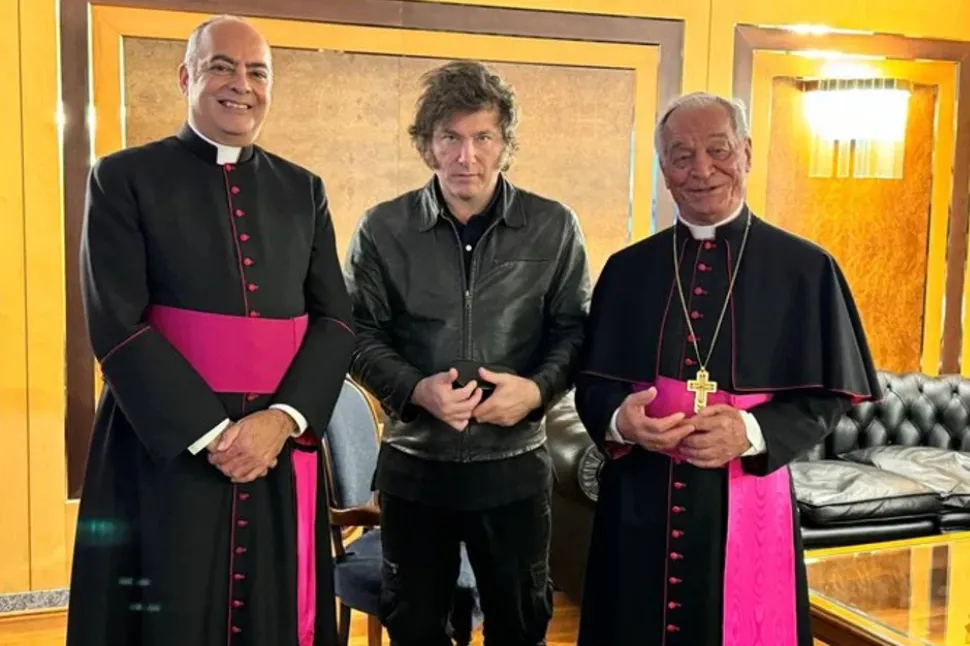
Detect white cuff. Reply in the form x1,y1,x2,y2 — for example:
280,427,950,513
270,403,308,436
739,410,767,456
607,408,633,444
188,418,231,455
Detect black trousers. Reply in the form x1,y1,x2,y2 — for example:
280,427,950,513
378,491,554,646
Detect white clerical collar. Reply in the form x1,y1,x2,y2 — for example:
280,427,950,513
190,123,241,165
677,203,745,240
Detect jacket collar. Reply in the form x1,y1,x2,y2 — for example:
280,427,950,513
416,174,524,231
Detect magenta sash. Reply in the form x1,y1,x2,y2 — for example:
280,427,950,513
630,376,798,646
146,305,318,645
147,305,308,394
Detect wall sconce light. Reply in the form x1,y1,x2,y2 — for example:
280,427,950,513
801,78,910,142
799,78,910,179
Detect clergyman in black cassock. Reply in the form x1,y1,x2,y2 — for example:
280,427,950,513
66,16,353,646
574,92,882,646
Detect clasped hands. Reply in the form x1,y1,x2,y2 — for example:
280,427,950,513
206,409,295,483
412,367,542,430
613,387,751,468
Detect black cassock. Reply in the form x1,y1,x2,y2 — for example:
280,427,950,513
67,125,355,646
574,208,881,646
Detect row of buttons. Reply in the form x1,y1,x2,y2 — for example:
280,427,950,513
665,240,716,637
229,487,250,637
225,163,254,641
225,164,261,308
664,242,714,633
684,240,719,366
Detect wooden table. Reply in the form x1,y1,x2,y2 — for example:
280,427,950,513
806,532,970,646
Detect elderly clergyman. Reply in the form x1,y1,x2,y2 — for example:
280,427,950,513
573,91,882,645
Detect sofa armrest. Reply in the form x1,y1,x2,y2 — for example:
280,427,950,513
545,389,601,506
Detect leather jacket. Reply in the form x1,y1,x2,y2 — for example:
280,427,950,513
345,176,591,462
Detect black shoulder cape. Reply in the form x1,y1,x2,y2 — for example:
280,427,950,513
580,210,882,402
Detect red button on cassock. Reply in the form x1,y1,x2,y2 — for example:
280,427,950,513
669,577,681,584
237,519,249,527
672,506,685,513
231,186,240,194
247,283,258,292
235,209,245,217
233,573,245,581
240,234,249,242
671,530,684,538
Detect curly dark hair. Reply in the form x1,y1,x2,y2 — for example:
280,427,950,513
408,60,519,171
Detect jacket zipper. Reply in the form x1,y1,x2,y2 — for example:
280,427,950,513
447,216,502,461
446,221,471,462
464,218,502,356
446,222,472,359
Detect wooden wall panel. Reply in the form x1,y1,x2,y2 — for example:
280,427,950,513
734,28,970,375
123,38,637,278
764,79,934,372
744,48,958,375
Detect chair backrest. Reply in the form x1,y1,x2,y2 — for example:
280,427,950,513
323,378,381,509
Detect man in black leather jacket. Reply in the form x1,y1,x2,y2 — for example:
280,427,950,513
344,60,591,646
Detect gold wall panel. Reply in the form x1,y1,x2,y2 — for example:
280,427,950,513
19,0,69,591
0,0,31,594
708,0,970,97
123,38,636,279
764,78,934,372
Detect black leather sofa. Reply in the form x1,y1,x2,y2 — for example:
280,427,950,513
546,371,970,605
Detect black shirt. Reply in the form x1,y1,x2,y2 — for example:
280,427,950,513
374,179,553,510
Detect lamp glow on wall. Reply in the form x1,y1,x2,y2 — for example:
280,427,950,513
799,78,911,179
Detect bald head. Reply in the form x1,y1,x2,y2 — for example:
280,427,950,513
183,15,271,72
178,15,273,147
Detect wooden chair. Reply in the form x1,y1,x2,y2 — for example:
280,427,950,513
322,378,482,645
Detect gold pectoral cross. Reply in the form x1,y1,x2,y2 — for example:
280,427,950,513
686,368,718,413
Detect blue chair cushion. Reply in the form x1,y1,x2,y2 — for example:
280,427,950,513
334,528,480,618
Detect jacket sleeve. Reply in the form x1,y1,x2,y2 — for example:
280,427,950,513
344,218,426,420
742,391,852,476
80,155,230,463
271,175,356,437
528,209,592,410
575,373,630,450
573,255,629,448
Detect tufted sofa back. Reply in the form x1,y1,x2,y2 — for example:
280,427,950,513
802,371,970,460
